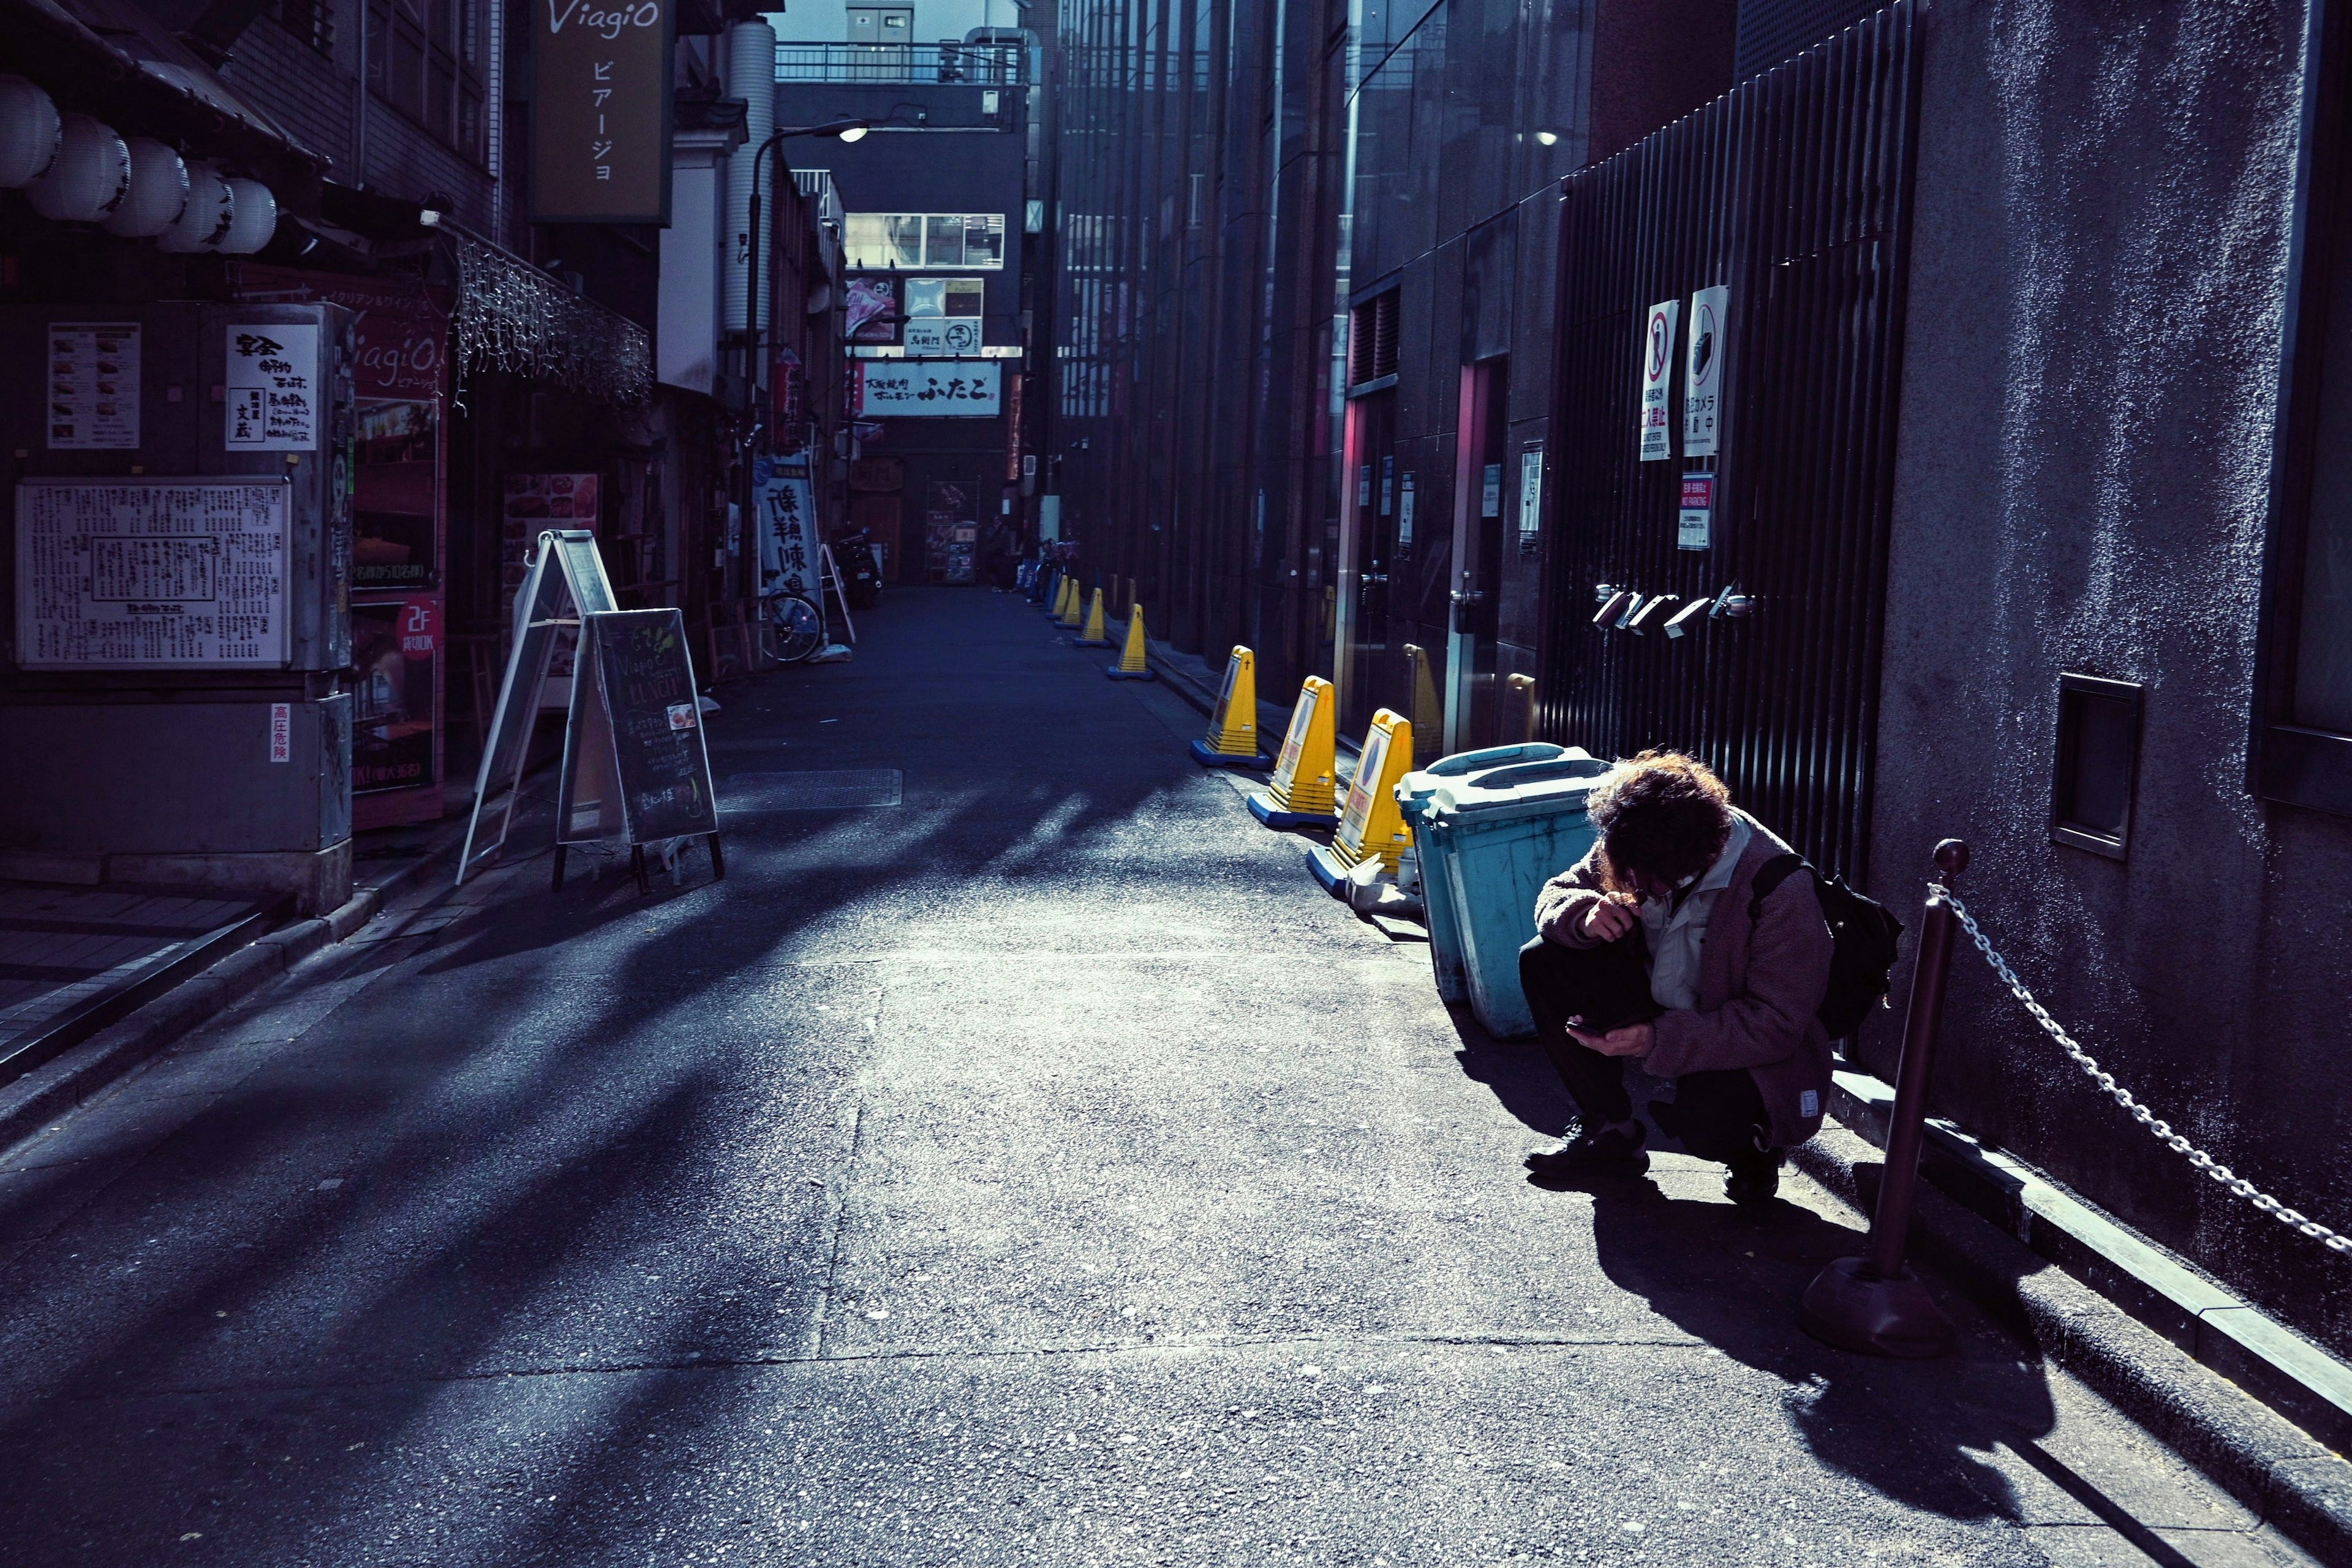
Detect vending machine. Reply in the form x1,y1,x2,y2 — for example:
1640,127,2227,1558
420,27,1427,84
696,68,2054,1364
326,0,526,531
1,301,358,913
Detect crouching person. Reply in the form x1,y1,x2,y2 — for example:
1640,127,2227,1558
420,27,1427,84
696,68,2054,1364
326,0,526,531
1517,750,1831,1204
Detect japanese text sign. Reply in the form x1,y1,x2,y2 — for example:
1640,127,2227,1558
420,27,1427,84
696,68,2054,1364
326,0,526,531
755,456,819,602
854,360,1002,418
1638,300,1679,462
1683,285,1728,457
225,323,319,451
531,0,674,224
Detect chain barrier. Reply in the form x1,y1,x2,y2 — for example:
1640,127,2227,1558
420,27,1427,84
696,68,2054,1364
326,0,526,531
1938,888,2352,1257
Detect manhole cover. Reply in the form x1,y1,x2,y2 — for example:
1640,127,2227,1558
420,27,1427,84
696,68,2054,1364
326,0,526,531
723,769,903,812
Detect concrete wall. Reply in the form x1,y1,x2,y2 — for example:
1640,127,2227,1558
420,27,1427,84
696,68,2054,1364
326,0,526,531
1871,0,2352,1352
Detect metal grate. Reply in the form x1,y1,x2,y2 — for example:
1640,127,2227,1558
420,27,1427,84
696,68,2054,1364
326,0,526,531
1539,2,1920,883
722,770,905,812
1349,291,1400,388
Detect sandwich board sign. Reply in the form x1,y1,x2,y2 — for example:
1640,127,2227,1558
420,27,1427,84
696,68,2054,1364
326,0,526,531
1638,300,1679,461
458,529,617,883
553,608,723,892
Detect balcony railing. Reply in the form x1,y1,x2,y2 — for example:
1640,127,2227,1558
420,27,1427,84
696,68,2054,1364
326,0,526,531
774,42,1027,85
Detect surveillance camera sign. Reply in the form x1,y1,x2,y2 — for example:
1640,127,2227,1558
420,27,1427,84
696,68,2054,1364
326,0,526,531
1638,300,1678,461
1683,285,1728,457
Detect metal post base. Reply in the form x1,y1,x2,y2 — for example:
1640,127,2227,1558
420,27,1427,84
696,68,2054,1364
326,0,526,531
1799,1256,1955,1359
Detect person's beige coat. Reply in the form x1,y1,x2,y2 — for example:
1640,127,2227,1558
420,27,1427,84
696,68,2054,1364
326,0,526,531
1531,817,1834,1149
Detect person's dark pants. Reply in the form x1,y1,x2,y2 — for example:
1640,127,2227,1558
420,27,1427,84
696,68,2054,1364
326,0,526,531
1518,935,1771,1162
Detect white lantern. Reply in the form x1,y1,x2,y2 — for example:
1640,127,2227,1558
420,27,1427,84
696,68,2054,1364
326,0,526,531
24,113,128,222
0,75,59,187
157,160,233,252
219,178,276,254
102,138,189,238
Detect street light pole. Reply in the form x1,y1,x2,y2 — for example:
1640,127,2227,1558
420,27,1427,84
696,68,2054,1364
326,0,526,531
742,116,869,431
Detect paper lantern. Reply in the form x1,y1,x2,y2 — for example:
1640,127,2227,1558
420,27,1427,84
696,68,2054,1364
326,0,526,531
24,113,128,222
102,138,189,237
156,160,233,252
0,75,59,187
219,178,276,254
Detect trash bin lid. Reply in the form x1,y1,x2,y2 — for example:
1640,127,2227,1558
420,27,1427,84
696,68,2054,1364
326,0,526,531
1425,754,1611,823
1395,742,1570,806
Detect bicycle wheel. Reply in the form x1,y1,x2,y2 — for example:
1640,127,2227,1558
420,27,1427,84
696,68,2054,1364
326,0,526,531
766,593,824,663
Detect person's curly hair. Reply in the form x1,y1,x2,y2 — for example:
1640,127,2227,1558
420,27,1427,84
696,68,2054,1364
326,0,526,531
1588,750,1734,889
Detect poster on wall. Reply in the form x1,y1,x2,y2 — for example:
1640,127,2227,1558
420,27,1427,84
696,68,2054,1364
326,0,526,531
1638,300,1679,461
15,477,290,668
845,276,898,341
46,323,140,450
755,456,820,605
530,0,674,222
352,596,441,794
225,322,320,451
1683,285,1728,457
854,360,1002,418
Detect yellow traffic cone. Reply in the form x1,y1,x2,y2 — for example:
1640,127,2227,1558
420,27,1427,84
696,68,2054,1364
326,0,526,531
1072,587,1112,646
1310,707,1415,889
1189,646,1274,768
1248,676,1338,827
1404,643,1446,755
1106,603,1155,680
1050,574,1073,619
1060,578,1085,628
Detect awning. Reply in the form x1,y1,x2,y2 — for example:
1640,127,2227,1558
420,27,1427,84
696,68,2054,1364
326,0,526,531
0,0,325,175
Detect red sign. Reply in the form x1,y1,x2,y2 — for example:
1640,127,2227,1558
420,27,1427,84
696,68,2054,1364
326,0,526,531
232,265,447,400
399,597,439,660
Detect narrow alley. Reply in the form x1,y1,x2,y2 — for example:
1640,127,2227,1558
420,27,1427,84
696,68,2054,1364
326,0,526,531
0,589,2314,1567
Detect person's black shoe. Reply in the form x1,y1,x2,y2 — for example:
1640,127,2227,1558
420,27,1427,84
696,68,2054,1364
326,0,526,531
1724,1146,1784,1205
1526,1122,1650,1179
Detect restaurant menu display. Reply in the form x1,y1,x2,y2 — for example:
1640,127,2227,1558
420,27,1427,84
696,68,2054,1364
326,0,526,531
15,477,291,668
46,323,140,450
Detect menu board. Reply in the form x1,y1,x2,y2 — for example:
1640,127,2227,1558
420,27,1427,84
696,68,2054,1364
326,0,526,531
557,608,717,846
46,323,140,450
15,477,290,668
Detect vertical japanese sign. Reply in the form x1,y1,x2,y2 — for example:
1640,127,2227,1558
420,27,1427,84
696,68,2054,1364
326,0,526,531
530,0,674,224
1683,285,1728,457
1638,300,1679,461
225,323,320,450
1518,447,1544,551
755,456,818,603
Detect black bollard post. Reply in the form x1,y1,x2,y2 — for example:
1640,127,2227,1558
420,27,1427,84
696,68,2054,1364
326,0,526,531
1798,839,1969,1359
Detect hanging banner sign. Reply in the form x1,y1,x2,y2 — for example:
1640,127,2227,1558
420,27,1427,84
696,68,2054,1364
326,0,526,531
1638,300,1679,461
755,456,820,603
854,360,1003,418
1679,471,1715,551
1683,285,1728,457
530,0,675,224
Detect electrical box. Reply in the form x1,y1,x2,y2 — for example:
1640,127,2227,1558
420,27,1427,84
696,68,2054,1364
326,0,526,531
0,302,359,913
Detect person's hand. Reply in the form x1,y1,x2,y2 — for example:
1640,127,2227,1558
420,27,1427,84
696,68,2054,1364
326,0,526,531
1578,892,1638,943
1568,1021,1654,1058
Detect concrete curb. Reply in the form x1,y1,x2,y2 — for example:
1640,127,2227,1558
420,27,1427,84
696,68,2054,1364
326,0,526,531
1792,1121,2352,1565
0,831,460,1156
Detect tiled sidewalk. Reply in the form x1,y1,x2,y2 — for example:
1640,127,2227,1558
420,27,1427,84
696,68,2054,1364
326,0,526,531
0,886,270,1073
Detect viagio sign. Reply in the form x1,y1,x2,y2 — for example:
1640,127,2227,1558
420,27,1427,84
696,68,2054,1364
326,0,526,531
531,0,674,224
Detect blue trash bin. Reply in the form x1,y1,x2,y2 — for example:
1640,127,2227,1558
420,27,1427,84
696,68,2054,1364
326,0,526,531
1425,753,1613,1037
1393,743,1572,1003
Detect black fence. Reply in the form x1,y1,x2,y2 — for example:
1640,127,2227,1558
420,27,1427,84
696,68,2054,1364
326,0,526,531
1540,2,1920,880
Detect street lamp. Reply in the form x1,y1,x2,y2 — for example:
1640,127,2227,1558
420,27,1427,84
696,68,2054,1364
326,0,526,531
744,116,870,424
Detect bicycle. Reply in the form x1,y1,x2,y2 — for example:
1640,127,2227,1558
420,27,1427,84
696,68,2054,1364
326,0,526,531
758,592,826,665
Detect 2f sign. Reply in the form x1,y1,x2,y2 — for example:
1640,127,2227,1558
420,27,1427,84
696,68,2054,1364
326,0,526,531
1638,300,1679,462
1683,285,1728,457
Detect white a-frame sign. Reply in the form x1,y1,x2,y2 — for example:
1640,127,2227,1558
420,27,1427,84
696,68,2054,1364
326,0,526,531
456,530,618,883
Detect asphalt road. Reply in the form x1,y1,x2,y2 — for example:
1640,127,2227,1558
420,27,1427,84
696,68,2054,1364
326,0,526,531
0,587,2317,1567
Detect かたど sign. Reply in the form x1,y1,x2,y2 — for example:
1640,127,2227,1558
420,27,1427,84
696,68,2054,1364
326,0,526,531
225,323,320,450
530,0,674,224
854,360,1002,418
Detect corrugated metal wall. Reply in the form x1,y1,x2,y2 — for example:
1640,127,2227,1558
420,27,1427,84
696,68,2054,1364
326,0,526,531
1540,2,1920,880
1734,0,1891,81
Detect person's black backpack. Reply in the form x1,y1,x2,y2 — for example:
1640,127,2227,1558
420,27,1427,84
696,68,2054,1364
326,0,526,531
1747,854,1905,1039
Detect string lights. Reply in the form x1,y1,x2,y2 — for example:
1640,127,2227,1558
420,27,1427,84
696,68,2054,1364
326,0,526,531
450,235,650,408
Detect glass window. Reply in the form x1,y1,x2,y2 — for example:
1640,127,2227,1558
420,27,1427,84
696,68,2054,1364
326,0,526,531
925,214,966,266
884,215,925,267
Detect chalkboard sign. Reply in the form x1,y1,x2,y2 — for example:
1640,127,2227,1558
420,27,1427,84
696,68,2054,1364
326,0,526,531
558,608,719,847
